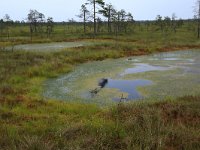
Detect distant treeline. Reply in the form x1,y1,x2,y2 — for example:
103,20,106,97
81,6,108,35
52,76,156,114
0,0,200,40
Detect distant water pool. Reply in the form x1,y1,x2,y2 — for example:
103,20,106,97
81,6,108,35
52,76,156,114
43,50,200,105
9,41,92,52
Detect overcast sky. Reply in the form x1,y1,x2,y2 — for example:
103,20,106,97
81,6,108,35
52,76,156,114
0,0,196,21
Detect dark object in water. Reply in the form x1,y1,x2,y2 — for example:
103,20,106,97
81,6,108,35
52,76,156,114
120,94,128,101
90,88,101,97
98,78,108,88
89,78,108,97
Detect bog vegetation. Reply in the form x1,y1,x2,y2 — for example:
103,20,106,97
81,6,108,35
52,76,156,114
0,0,200,149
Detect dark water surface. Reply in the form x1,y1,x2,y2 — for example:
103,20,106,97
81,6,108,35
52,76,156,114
104,79,152,100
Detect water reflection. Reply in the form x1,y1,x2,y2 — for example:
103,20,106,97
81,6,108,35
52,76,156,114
104,79,152,100
121,63,169,75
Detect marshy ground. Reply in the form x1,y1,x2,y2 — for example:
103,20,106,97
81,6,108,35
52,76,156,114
0,24,200,149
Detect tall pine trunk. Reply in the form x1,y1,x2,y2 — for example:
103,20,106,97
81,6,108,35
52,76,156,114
93,0,96,35
84,10,86,33
198,1,200,38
